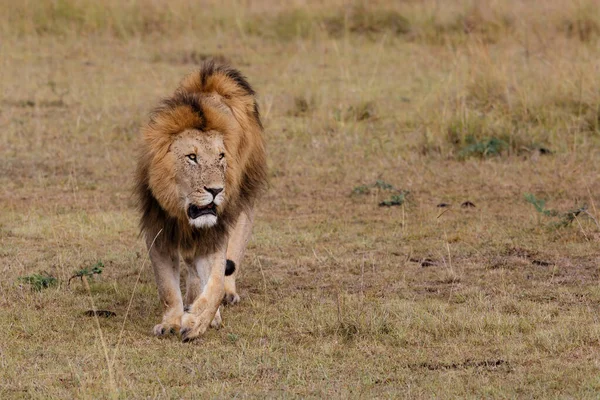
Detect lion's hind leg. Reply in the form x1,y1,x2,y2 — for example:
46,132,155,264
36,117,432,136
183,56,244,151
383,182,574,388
224,209,254,305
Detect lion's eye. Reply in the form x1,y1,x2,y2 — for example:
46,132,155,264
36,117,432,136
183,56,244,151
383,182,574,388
186,154,197,162
219,152,225,160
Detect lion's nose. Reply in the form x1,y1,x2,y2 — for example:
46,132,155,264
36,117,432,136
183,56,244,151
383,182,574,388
204,187,223,197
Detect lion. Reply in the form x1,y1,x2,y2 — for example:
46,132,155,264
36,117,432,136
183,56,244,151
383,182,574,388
135,61,267,342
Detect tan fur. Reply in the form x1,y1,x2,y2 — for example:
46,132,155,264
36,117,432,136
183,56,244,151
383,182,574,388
135,61,267,341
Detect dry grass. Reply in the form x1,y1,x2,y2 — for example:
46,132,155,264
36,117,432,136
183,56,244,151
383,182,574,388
1,0,600,398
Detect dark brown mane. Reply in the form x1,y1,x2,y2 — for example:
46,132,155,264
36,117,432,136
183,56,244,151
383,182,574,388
135,61,267,253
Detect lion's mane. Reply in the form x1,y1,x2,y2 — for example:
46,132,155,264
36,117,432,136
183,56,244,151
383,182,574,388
135,61,267,253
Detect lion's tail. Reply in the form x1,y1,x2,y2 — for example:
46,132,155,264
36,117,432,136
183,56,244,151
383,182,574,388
177,61,262,129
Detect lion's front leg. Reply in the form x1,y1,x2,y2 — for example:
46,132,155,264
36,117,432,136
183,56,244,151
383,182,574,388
148,236,184,337
184,256,222,329
180,247,226,342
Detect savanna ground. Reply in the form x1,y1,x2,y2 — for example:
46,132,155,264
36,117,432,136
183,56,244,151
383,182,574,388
1,0,600,398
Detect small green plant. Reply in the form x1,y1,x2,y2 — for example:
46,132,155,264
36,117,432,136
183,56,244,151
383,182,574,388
379,191,409,207
524,193,559,217
227,333,239,343
374,180,394,190
352,180,396,196
352,180,409,207
459,136,507,159
18,273,57,291
351,184,371,195
69,261,104,286
524,193,588,227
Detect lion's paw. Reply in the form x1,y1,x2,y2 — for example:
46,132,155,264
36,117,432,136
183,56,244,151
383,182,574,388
153,323,180,337
180,310,211,343
153,309,183,337
224,292,240,306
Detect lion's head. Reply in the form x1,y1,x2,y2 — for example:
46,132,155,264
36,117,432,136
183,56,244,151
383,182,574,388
136,62,266,248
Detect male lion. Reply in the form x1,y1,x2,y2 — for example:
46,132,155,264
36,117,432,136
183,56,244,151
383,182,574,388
135,62,266,342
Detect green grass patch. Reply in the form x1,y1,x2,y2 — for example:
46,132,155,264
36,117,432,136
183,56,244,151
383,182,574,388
525,193,590,228
18,273,58,291
352,180,409,207
458,136,507,159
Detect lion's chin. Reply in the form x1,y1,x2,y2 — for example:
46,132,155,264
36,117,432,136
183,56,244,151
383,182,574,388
188,214,218,229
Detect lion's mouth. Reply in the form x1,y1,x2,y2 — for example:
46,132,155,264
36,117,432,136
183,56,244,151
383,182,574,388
187,203,217,219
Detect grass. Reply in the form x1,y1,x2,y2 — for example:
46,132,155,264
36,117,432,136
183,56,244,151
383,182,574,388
1,0,600,398
18,273,58,291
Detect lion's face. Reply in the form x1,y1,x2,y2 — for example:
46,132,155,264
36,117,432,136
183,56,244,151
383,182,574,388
170,130,227,229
